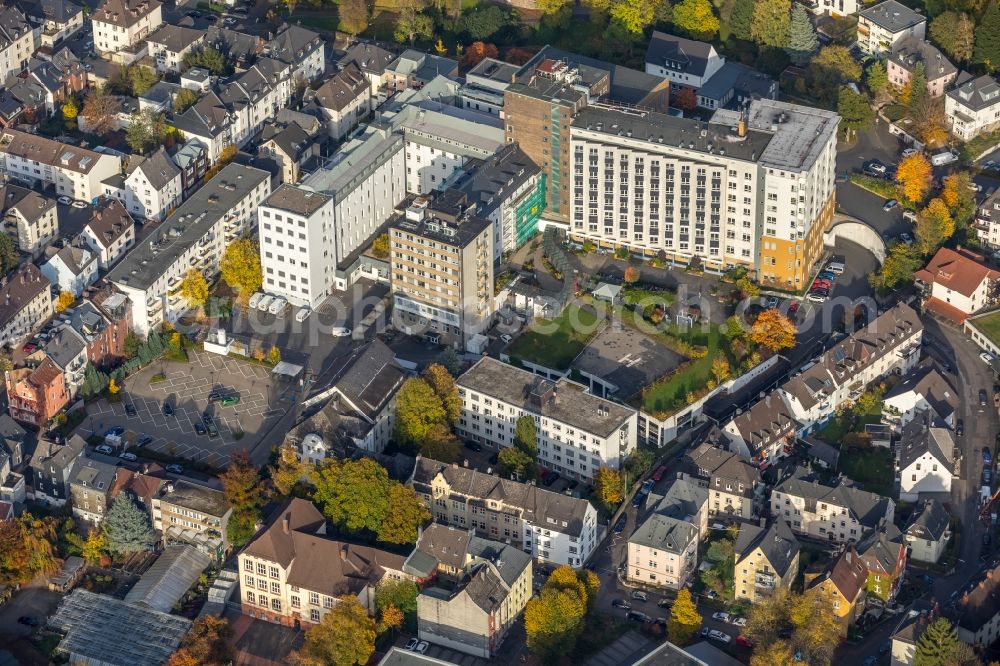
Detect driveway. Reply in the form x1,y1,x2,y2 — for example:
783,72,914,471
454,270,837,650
0,582,62,648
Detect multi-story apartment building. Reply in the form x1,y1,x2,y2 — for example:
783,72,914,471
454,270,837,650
68,458,119,524
771,467,895,544
41,324,89,399
310,63,369,141
6,357,67,426
108,163,271,335
146,24,203,73
644,31,725,90
123,147,182,223
777,302,923,435
805,547,869,636
25,0,85,48
948,561,1000,646
857,524,908,605
882,366,957,430
0,6,35,79
567,98,838,288
394,104,504,196
299,124,406,289
257,185,338,310
976,187,1000,249
238,498,411,626
417,536,532,659
339,42,396,95
79,198,135,271
152,479,231,561
0,263,52,348
28,434,85,505
1,183,57,257
91,0,162,63
0,130,122,203
734,519,800,602
723,392,799,467
455,357,638,479
40,242,98,297
451,143,546,257
69,295,131,369
686,442,763,519
905,499,951,564
390,193,495,348
945,75,1000,141
410,457,600,568
857,0,926,56
887,37,956,98
916,247,1000,325
504,47,671,223
626,513,699,590
268,24,325,84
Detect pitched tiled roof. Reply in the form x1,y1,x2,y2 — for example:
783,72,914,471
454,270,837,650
86,198,134,250
907,499,951,543
775,467,893,531
629,513,698,554
93,0,160,28
857,524,905,577
645,31,717,77
734,519,799,578
898,410,954,471
687,442,761,496
915,247,1000,298
313,62,368,112
808,547,868,602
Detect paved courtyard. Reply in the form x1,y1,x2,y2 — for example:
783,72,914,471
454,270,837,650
79,350,294,467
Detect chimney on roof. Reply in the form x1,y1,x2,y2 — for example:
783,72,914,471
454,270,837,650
282,513,290,534
340,544,348,561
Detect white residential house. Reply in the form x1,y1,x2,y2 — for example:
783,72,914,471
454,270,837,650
905,499,951,564
771,467,895,544
91,0,162,64
805,0,858,16
945,74,1000,141
1,184,57,258
339,42,396,95
40,324,88,398
267,24,324,84
309,63,370,141
915,247,1000,325
626,513,699,590
896,412,954,502
0,264,52,348
857,0,926,56
455,357,639,481
882,366,958,430
0,6,35,79
0,130,122,204
79,198,135,270
644,31,725,90
124,147,182,222
410,457,600,568
107,164,271,335
977,187,1000,250
722,394,798,468
25,0,85,48
146,24,203,74
39,242,98,296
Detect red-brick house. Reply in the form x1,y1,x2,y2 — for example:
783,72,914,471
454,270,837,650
6,357,68,426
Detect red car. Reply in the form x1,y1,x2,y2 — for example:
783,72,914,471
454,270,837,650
812,278,832,288
736,635,754,649
788,300,800,315
21,342,36,353
652,465,668,481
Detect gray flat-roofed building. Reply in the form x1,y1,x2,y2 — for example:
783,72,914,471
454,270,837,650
49,588,192,666
858,0,927,55
124,544,213,612
108,163,271,334
572,325,684,401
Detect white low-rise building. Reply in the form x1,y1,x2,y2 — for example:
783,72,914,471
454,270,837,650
456,357,638,480
915,247,1000,326
40,242,98,297
905,500,951,564
945,75,1000,142
882,366,958,430
146,24,203,73
857,0,926,56
1,184,57,258
897,412,954,502
124,147,182,223
91,0,162,63
410,456,601,568
0,130,122,204
644,31,725,89
108,164,271,335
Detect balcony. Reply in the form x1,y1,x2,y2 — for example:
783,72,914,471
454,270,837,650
755,572,776,590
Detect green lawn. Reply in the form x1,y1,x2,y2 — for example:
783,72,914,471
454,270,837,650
640,326,725,416
838,447,893,496
622,286,675,308
506,302,602,371
972,311,1000,350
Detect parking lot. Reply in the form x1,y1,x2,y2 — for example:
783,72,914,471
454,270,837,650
79,349,293,467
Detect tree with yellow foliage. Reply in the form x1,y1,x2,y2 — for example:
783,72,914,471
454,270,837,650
749,309,797,351
593,466,624,509
108,378,121,395
290,596,375,666
180,268,208,308
269,441,307,498
525,565,597,660
896,153,933,203
916,198,955,254
55,291,75,313
667,588,702,645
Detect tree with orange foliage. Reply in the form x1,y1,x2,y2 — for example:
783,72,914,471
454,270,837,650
749,309,797,351
462,42,499,69
916,198,955,253
624,266,640,283
896,153,932,203
167,616,233,666
674,87,697,111
505,47,536,65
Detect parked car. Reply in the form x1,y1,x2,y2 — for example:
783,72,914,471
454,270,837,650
788,300,800,315
163,402,174,416
331,327,351,337
137,435,153,447
957,420,965,436
295,307,311,323
119,452,137,462
404,639,419,652
731,616,747,627
500,333,513,344
700,627,711,638
627,611,652,623
736,635,754,648
95,444,114,455
257,295,274,311
207,422,219,438
611,599,631,610
71,201,87,209
414,642,428,655
195,422,207,435
106,426,124,437
983,351,996,364
165,464,184,474
817,271,836,281
712,612,730,622
613,514,627,534
248,292,264,309
268,298,288,315
57,196,72,205
632,590,649,602
221,395,240,407
543,471,561,486
652,465,668,481
125,403,137,416
21,342,37,353
708,630,732,643
984,447,993,465
883,199,898,211
985,469,992,484
901,148,919,157
657,598,671,608
640,479,655,494
202,413,214,427
981,389,989,406
766,296,779,309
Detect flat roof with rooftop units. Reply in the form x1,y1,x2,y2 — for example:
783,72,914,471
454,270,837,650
715,99,840,172
262,183,332,217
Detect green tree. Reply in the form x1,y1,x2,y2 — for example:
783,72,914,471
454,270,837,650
865,60,889,97
269,441,307,498
514,415,538,456
975,0,1000,70
220,450,265,548
126,108,168,154
525,567,594,661
267,346,281,365
376,483,430,545
785,4,818,66
751,0,791,48
459,5,515,40
219,238,262,304
838,86,874,139
168,616,233,666
609,0,655,33
105,495,156,555
672,0,720,39
183,47,228,75
290,596,376,666
914,619,962,666
394,5,434,45
127,65,159,96
593,467,623,508
0,515,60,585
908,62,927,114
916,198,955,253
497,446,536,480
375,579,419,617
0,234,19,274
180,268,208,308
338,0,370,35
423,363,461,424
173,88,199,114
311,458,390,534
930,11,975,63
371,233,390,259
730,0,754,39
420,424,461,463
394,377,448,447
81,529,108,565
667,588,702,645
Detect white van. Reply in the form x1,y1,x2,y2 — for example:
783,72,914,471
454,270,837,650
295,307,311,322
257,294,274,311
903,210,917,223
268,297,288,315
248,292,264,309
826,261,845,274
